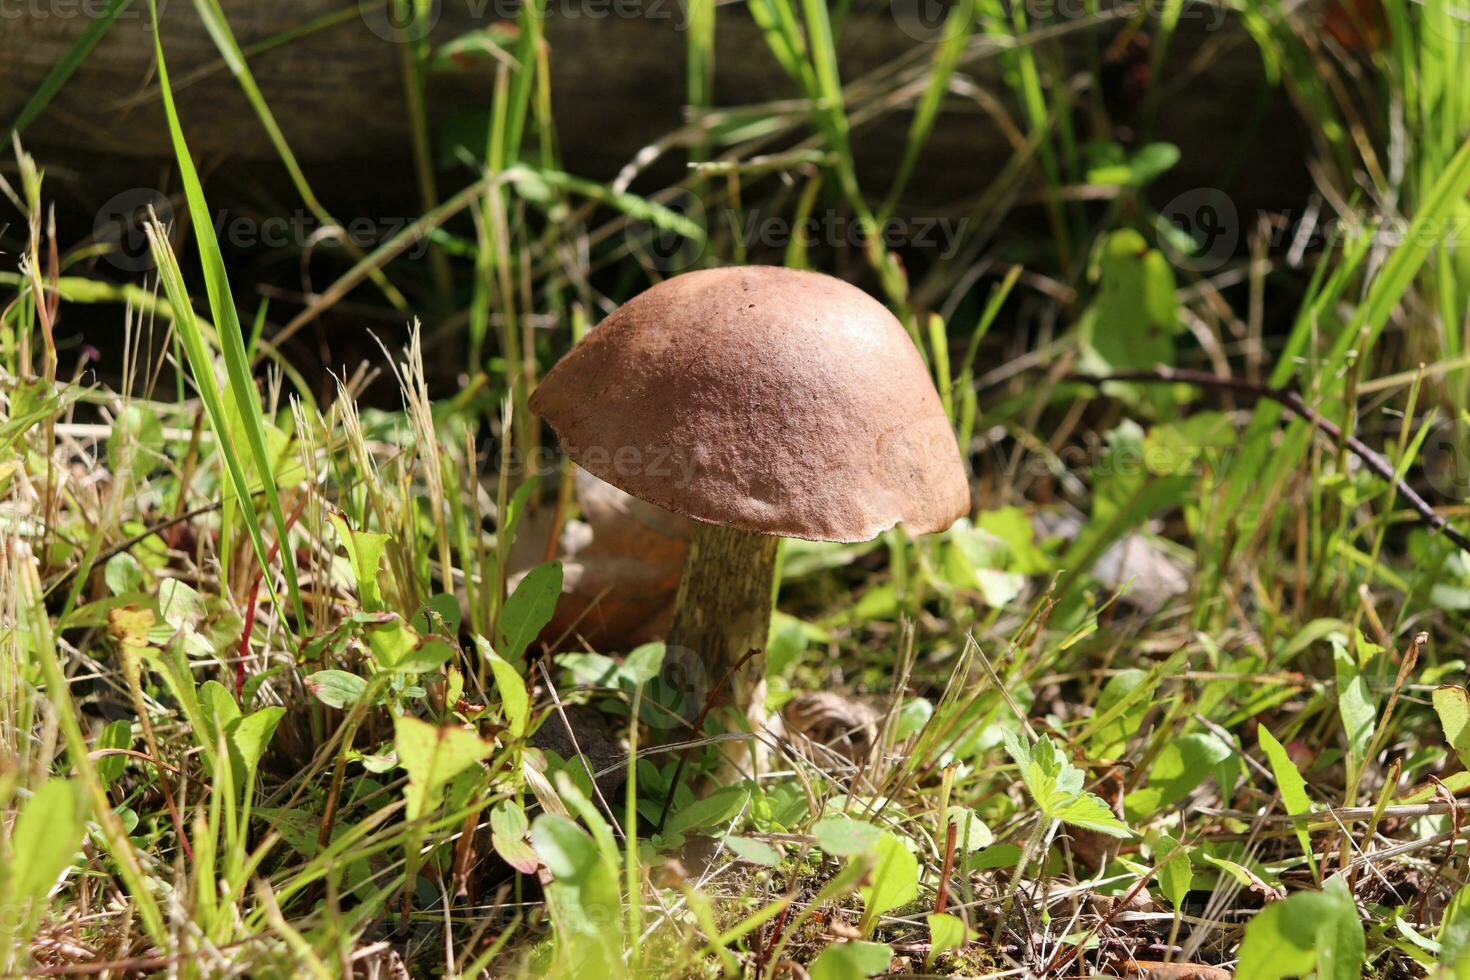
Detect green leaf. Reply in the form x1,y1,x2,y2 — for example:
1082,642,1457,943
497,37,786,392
619,642,666,686
1081,229,1181,417
104,553,145,597
107,404,164,475
478,638,530,737
1154,833,1192,910
1052,793,1133,838
894,697,934,740
859,832,919,919
329,512,391,612
498,561,562,661
1258,724,1317,875
767,614,808,676
199,679,241,752
813,815,885,856
158,578,205,633
490,800,539,874
365,616,454,674
1236,878,1364,980
1130,142,1181,186
226,707,285,787
305,670,370,710
6,779,85,916
412,593,462,637
944,807,993,853
1435,686,1470,769
1440,884,1470,974
1123,733,1232,818
810,940,893,980
395,716,493,821
530,813,625,976
965,844,1023,871
1332,634,1377,774
556,652,621,687
95,719,133,788
926,913,973,965
665,786,749,838
1004,732,1132,838
726,836,783,867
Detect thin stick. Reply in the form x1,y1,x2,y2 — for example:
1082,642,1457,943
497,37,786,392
1067,367,1470,552
934,819,958,916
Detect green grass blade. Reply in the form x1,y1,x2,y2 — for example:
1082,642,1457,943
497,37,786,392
146,0,306,632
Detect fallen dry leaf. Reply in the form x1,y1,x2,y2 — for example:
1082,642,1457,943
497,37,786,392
510,468,692,650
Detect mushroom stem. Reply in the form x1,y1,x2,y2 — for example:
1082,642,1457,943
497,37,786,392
666,522,779,759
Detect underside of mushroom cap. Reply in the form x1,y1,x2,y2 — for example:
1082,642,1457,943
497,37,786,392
529,266,971,543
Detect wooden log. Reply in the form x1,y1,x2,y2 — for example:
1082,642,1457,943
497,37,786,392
1,1,1311,219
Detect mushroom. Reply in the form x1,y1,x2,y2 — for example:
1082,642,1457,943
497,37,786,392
529,266,970,762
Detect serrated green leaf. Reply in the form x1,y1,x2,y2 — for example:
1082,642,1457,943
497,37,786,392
1005,732,1132,837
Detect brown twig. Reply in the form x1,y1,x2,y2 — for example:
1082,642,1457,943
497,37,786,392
934,819,959,916
1068,367,1470,553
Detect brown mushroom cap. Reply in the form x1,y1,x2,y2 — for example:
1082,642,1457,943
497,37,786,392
529,266,971,543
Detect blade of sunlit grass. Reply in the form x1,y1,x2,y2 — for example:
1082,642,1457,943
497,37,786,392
146,220,293,629
146,0,306,631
